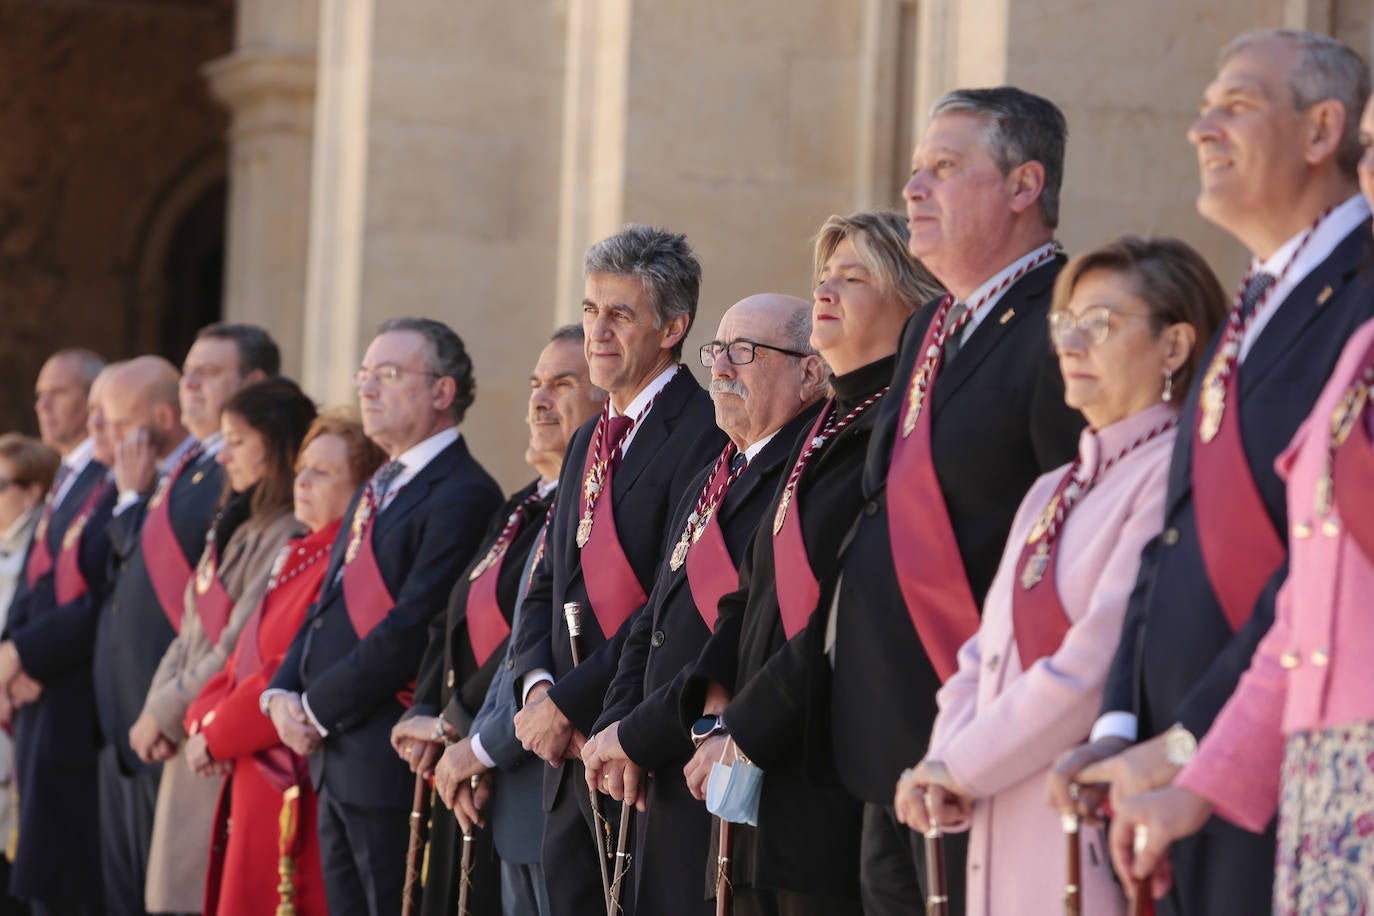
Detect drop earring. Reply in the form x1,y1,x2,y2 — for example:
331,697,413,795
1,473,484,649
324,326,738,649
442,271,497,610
1162,368,1174,402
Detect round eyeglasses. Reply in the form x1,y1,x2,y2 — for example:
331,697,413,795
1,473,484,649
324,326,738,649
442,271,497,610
699,340,811,367
1048,306,1154,349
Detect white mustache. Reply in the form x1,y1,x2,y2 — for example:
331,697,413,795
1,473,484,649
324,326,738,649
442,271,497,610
709,379,749,400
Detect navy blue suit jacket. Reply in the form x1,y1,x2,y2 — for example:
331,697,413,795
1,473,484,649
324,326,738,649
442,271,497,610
271,434,502,809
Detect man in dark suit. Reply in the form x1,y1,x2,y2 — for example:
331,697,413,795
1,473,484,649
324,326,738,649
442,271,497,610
579,294,827,916
413,326,606,916
95,323,278,916
508,225,726,916
1056,30,1374,916
266,318,502,916
0,348,106,915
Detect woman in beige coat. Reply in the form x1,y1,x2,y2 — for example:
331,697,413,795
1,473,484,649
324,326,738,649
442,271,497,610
139,378,316,913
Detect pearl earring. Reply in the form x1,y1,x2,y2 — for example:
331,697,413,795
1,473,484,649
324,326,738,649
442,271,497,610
1162,368,1174,402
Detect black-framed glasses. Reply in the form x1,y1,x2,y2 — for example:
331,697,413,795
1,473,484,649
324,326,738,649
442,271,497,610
1048,306,1154,349
699,339,811,367
352,365,443,389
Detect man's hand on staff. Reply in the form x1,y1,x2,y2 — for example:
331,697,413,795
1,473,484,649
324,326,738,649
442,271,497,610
268,692,323,757
389,715,444,780
1047,735,1130,825
894,759,972,833
514,683,574,765
434,738,488,811
582,723,647,811
452,772,493,834
1077,732,1179,813
1105,786,1210,900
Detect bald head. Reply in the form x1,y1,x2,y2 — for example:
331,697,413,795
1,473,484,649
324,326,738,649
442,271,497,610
704,294,826,450
104,357,188,461
87,361,125,465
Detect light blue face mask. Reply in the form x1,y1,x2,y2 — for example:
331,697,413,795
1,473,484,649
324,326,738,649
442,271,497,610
705,746,764,826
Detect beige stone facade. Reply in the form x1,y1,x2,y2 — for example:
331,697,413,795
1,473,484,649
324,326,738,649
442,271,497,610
4,0,1374,488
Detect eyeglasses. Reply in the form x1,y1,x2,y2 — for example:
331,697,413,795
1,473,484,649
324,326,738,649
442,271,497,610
699,339,811,367
352,365,442,389
1048,306,1154,348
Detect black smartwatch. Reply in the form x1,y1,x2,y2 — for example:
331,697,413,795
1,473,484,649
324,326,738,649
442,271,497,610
690,714,727,747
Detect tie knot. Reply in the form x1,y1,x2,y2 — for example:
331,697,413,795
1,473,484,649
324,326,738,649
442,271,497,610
1238,272,1276,321
604,415,634,461
944,301,969,330
51,463,72,496
729,450,747,474
372,460,404,495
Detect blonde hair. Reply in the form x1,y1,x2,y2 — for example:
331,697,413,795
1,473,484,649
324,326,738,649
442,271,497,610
813,211,944,309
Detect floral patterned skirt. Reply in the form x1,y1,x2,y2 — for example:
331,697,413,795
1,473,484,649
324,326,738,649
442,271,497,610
1274,722,1374,915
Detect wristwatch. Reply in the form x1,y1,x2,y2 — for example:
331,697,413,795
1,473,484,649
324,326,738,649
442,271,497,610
690,714,727,748
1163,723,1197,767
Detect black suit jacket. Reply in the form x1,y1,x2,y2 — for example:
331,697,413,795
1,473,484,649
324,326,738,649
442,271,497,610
93,450,224,775
679,356,897,900
1102,222,1374,740
271,434,502,809
824,258,1083,804
6,462,114,903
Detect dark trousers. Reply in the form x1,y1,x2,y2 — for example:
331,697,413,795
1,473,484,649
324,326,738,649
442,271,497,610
29,904,99,916
732,888,863,916
96,746,158,916
1160,816,1274,916
316,787,409,916
541,763,631,916
860,802,967,916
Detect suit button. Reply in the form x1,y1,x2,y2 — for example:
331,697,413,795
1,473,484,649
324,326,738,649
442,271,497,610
1161,527,1179,547
863,500,879,518
1293,522,1312,539
1279,651,1301,669
506,657,514,670
651,630,666,648
446,670,455,688
1311,648,1330,667
312,618,323,630
1322,519,1340,538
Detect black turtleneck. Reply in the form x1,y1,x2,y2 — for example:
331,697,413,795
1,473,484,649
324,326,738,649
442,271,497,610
831,353,897,413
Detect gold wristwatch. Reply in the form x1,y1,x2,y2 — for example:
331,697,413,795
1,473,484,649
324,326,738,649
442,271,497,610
1163,723,1197,767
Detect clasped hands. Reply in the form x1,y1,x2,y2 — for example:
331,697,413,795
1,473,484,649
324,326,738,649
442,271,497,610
0,641,43,728
267,692,323,757
513,682,585,766
581,721,647,811
893,759,973,834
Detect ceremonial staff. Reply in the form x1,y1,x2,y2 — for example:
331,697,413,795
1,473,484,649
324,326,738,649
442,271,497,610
1131,825,1154,916
714,817,733,916
564,602,614,911
1062,811,1081,916
401,774,432,916
610,800,634,915
456,774,482,916
923,791,949,916
276,786,302,916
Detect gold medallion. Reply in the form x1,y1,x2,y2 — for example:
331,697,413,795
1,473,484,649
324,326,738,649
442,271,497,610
195,552,215,596
772,489,792,535
1314,466,1334,517
576,514,593,549
1025,494,1060,546
1198,382,1224,444
669,532,690,571
694,507,713,541
63,516,86,550
345,536,361,564
1330,384,1368,448
1020,543,1050,590
901,363,933,439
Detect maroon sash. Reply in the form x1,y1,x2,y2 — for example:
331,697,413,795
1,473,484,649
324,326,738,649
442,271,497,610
774,411,826,640
579,437,647,640
341,523,397,640
887,321,983,683
1010,472,1075,667
684,458,739,630
1191,365,1284,632
140,450,203,634
53,480,111,605
22,506,55,589
465,496,544,667
194,540,238,646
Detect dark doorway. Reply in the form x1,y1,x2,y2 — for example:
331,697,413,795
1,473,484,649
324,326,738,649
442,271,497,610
159,180,226,361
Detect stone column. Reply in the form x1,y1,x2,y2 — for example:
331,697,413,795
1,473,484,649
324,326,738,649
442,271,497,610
205,0,319,379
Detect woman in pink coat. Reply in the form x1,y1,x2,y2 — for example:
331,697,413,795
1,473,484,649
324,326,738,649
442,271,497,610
1108,312,1374,914
893,236,1227,916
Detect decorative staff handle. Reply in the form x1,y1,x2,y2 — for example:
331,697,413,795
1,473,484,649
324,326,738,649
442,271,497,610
400,774,432,916
1131,825,1154,916
923,791,949,916
276,785,301,916
714,817,733,916
1063,811,1081,916
564,602,613,911
456,774,482,916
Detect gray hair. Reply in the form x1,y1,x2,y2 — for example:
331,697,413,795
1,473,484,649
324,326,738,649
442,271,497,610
49,348,107,391
550,324,585,345
931,87,1068,229
1220,30,1370,178
779,306,817,357
584,225,702,359
375,317,476,423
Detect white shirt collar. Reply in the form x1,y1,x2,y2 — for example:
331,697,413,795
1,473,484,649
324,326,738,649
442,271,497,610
958,241,1059,343
53,438,96,507
391,426,460,478
198,431,225,459
743,428,780,464
610,364,679,457
537,478,559,498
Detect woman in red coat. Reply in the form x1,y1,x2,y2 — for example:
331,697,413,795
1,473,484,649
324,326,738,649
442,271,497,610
183,411,386,916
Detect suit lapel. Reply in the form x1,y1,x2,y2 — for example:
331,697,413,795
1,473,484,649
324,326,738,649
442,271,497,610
613,368,696,503
374,438,465,539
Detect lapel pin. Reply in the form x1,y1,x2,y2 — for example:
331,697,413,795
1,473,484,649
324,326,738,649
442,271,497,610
1316,285,1333,306
999,309,1015,325
191,470,204,485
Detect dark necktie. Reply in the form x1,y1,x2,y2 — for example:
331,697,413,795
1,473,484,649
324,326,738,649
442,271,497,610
1238,272,1277,322
370,460,405,511
729,450,747,474
604,415,633,471
942,302,969,364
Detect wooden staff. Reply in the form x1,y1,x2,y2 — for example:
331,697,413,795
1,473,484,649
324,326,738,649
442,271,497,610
276,785,301,916
923,791,948,916
714,817,733,916
564,602,614,912
1062,811,1081,916
456,774,482,916
1131,825,1154,916
609,798,634,915
400,773,432,916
